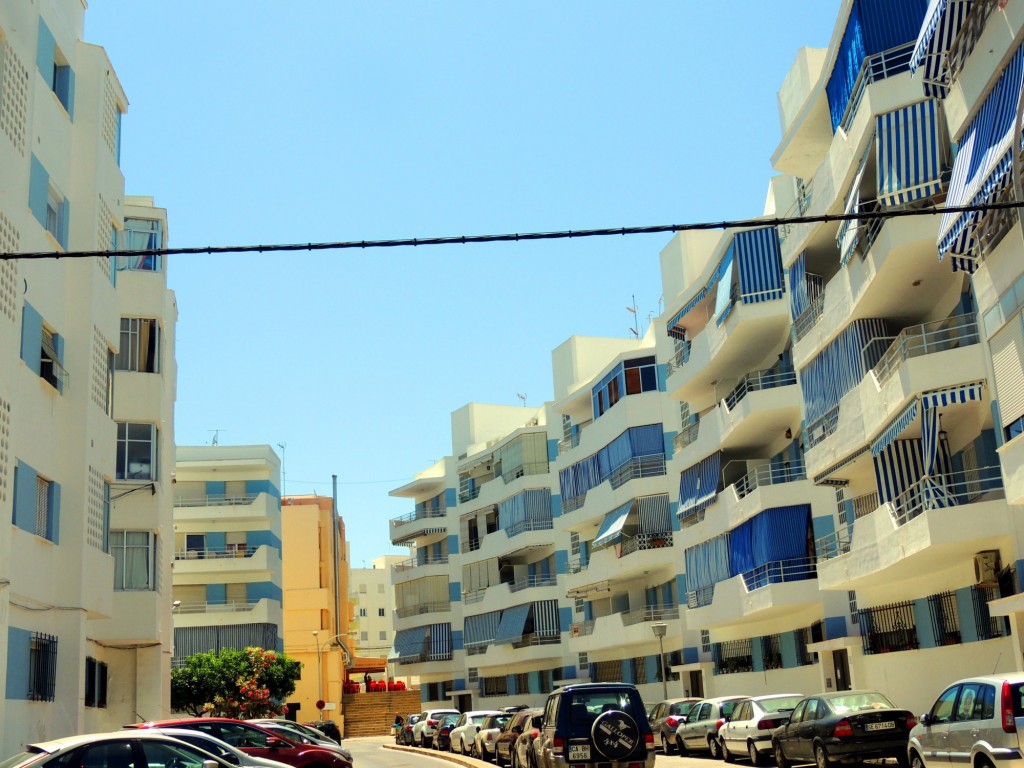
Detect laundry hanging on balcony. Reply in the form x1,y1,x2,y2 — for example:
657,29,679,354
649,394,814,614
911,0,974,97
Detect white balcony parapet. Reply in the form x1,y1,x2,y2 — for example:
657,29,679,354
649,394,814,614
173,545,259,560
175,601,259,614
393,555,449,572
174,493,258,508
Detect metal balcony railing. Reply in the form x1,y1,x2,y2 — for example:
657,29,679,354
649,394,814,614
174,545,257,561
686,585,715,609
618,531,673,558
734,461,807,500
722,368,797,411
673,420,700,452
393,555,449,572
460,537,482,554
390,505,447,527
947,0,999,84
173,493,259,508
608,454,666,489
509,574,558,593
621,605,680,627
463,589,486,604
739,556,817,591
175,601,258,614
778,179,814,246
666,340,692,376
505,517,554,538
890,465,1004,526
511,633,561,649
395,601,450,618
871,314,980,384
558,421,591,454
838,42,915,132
848,491,879,521
793,288,826,342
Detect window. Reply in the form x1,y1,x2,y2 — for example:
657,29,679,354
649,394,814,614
12,462,59,542
39,325,66,390
36,20,74,117
358,608,367,617
360,631,368,641
84,656,108,708
35,475,51,538
116,217,163,271
378,583,385,593
359,583,367,593
110,530,154,590
116,318,160,373
116,422,157,480
378,608,385,617
28,155,69,249
103,350,114,417
28,632,57,701
379,631,387,641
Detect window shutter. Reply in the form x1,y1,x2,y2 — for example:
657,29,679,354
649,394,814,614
47,480,60,544
991,315,1024,429
35,21,55,83
13,461,38,534
28,156,49,232
19,303,43,375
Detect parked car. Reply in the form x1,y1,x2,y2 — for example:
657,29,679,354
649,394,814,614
909,674,1024,768
476,712,514,761
675,696,747,757
512,711,545,768
303,721,341,744
535,682,654,768
718,693,803,764
0,731,247,768
147,727,295,768
126,718,352,768
250,722,352,763
771,690,915,768
647,697,701,754
450,710,502,755
249,721,339,746
398,714,421,746
496,708,542,767
435,713,462,752
412,708,461,748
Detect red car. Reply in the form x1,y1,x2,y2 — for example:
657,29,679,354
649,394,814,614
127,718,352,768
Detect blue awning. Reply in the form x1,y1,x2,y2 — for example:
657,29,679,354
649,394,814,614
678,452,721,522
533,600,560,637
877,100,946,206
838,156,868,265
637,494,671,533
921,380,985,407
429,623,452,659
394,626,428,660
593,500,633,550
666,288,708,339
463,612,500,647
873,439,925,503
871,399,920,456
735,227,784,304
939,42,1024,261
494,604,532,645
910,0,973,97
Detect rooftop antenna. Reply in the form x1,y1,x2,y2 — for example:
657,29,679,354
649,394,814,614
209,429,226,446
627,295,640,338
277,442,287,497
517,393,527,407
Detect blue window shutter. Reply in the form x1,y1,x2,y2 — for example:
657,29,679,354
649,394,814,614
28,155,49,229
59,196,70,249
5,627,31,699
52,332,64,394
12,461,38,534
36,20,55,83
64,67,75,120
20,303,43,374
48,480,60,543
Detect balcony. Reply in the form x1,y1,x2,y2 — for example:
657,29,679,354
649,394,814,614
474,633,563,667
870,315,980,385
174,492,276,525
815,466,1009,590
395,601,451,619
174,597,280,629
568,606,681,653
91,590,165,645
392,555,450,584
685,558,821,631
173,544,278,581
389,505,448,546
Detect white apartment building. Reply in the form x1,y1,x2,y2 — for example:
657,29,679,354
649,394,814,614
0,2,177,751
349,555,402,664
389,0,1024,716
172,446,284,664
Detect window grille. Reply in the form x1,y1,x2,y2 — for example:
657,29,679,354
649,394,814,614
859,600,919,654
973,585,1010,640
849,591,859,623
570,532,580,556
578,652,589,668
29,633,57,701
562,414,572,441
632,657,648,685
574,598,584,614
761,635,783,670
700,629,711,653
482,676,508,697
592,660,621,683
712,639,753,675
468,668,478,684
514,672,529,693
928,591,961,646
35,476,50,538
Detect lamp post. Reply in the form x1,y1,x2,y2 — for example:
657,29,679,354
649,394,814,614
313,631,350,720
652,622,668,700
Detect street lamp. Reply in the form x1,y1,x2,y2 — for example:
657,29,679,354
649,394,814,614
312,631,351,720
652,622,668,700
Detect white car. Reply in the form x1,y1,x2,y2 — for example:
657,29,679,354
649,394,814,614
450,710,502,755
412,708,461,748
717,693,802,765
475,712,514,760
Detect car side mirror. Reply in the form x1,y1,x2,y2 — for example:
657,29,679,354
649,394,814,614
678,716,688,724
920,713,933,726
266,737,284,749
531,716,543,728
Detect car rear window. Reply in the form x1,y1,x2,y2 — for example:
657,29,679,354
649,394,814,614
721,700,741,718
568,691,643,723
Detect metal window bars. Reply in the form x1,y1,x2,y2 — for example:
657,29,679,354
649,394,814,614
28,633,58,702
733,461,807,500
859,599,919,654
928,591,961,646
713,639,754,675
761,635,783,670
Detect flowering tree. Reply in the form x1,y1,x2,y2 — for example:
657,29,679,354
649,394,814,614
171,647,301,717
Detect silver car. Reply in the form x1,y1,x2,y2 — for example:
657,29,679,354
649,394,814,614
909,674,1024,768
717,694,802,765
674,696,747,758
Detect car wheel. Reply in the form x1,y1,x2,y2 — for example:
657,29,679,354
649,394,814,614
774,742,790,768
748,741,762,767
709,736,722,760
910,752,925,768
676,735,688,756
721,737,734,763
815,743,832,768
662,734,675,755
496,750,507,768
424,737,433,750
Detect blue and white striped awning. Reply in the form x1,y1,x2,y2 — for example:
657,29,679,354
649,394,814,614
593,500,633,550
877,100,946,206
800,318,890,425
911,0,974,97
678,452,721,521
838,155,868,266
813,445,871,484
873,439,925,504
394,626,428,660
938,41,1024,261
735,227,785,304
667,289,707,339
494,604,532,645
533,600,560,637
921,380,985,408
463,611,501,647
871,399,920,456
428,623,452,659
637,494,671,533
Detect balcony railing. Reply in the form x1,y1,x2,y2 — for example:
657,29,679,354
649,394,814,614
673,421,700,452
793,288,826,342
815,523,854,561
722,368,797,411
393,555,449,572
509,574,558,593
686,585,715,609
618,531,673,558
847,491,879,521
174,493,258,508
558,421,592,454
778,179,814,246
871,314,980,384
505,517,554,538
511,633,561,649
805,407,841,450
838,42,915,132
175,601,258,614
567,556,588,574
734,461,807,500
174,545,257,561
608,454,666,490
391,505,447,527
463,589,486,604
460,537,482,554
395,601,450,618
947,0,999,84
621,604,680,627
739,556,817,591
666,340,692,376
890,465,1004,526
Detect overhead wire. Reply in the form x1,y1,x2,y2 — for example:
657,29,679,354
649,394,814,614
2,198,1020,261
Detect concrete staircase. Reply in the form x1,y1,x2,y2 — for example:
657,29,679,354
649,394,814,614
341,689,421,738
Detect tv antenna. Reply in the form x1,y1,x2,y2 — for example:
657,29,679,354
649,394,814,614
209,429,226,446
517,393,527,407
627,295,640,338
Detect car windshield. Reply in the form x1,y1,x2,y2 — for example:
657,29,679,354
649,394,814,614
829,693,896,713
721,700,741,718
759,696,803,712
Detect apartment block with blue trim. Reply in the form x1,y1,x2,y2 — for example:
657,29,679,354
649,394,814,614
172,446,285,663
0,1,177,754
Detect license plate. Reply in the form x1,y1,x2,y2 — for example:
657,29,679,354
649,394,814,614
568,744,591,760
864,721,895,731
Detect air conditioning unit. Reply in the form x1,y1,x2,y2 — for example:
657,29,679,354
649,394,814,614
974,550,1001,585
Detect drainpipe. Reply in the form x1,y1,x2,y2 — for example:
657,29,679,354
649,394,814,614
332,474,341,640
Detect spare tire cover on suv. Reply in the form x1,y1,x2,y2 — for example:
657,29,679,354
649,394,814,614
591,710,641,760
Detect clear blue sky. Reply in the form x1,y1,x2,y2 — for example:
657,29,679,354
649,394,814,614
84,2,840,560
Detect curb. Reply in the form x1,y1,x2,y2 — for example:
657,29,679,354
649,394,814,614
383,743,484,767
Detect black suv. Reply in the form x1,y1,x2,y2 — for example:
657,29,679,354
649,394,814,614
536,683,654,768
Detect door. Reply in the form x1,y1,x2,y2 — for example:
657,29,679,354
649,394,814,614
833,650,851,691
947,683,993,765
792,698,823,762
457,694,472,712
684,703,711,749
918,684,959,764
689,671,705,698
723,700,751,753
